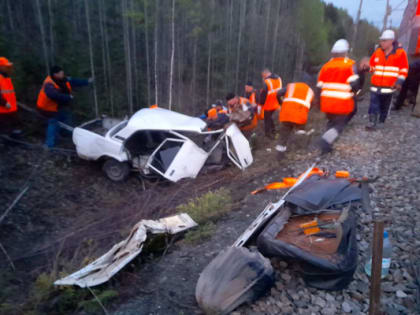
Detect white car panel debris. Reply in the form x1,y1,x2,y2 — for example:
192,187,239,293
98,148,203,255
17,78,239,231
224,123,253,169
72,108,253,182
120,108,207,136
54,213,197,288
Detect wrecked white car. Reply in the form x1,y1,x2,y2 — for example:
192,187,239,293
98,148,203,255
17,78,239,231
72,108,253,182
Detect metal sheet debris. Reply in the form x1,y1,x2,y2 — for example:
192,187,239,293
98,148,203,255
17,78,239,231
54,213,197,288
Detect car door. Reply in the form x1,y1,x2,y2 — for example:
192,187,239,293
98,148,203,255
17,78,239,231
224,124,253,169
146,137,208,182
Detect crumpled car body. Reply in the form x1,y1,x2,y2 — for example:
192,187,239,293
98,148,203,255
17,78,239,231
72,108,253,182
55,213,197,287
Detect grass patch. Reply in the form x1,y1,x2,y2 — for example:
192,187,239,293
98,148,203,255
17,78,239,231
184,222,216,244
177,188,232,244
177,188,232,224
21,271,119,314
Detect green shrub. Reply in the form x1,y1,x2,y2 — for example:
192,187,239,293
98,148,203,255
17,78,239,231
184,222,216,244
177,188,232,224
23,271,118,314
177,188,232,244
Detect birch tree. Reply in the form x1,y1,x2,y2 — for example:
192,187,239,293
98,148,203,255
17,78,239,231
168,0,176,110
206,0,215,105
235,0,246,94
154,0,159,105
34,0,50,75
262,0,272,69
84,0,99,117
271,1,282,71
47,0,55,63
6,0,14,32
122,0,133,114
143,0,151,106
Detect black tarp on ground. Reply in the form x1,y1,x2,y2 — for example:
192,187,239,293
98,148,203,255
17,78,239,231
257,176,361,291
195,246,275,315
257,207,358,290
284,175,362,213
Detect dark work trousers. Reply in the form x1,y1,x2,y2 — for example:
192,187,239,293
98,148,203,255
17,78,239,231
0,112,19,135
318,114,348,153
279,122,305,147
264,109,276,137
394,76,419,109
368,92,393,123
345,100,358,124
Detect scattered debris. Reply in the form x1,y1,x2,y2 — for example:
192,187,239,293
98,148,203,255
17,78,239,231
251,167,324,195
195,246,274,315
54,213,197,287
195,165,315,314
257,205,358,290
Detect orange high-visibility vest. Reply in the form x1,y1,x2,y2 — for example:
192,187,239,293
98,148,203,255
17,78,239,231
248,92,256,105
369,47,409,93
240,114,258,132
0,74,17,114
317,57,357,115
207,108,227,120
279,83,314,125
37,76,72,112
263,77,282,111
257,106,264,120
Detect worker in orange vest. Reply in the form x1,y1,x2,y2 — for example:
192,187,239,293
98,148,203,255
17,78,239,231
366,30,409,130
260,69,282,139
37,66,92,147
205,101,229,130
316,39,361,154
274,82,314,153
226,93,257,132
244,81,258,108
0,57,19,136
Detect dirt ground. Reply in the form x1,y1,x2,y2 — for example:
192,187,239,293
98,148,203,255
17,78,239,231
1,99,418,314
0,108,314,314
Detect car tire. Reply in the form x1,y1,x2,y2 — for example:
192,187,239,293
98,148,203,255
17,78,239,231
102,159,130,182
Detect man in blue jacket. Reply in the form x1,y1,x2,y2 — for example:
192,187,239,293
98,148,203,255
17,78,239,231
37,66,92,147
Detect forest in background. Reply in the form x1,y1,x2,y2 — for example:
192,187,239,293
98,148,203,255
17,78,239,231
0,0,380,119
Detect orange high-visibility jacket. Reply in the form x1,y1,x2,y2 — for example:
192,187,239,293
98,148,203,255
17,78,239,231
279,83,314,125
37,76,72,112
0,74,17,114
237,97,258,131
317,57,358,115
248,91,256,105
263,77,282,111
369,46,409,93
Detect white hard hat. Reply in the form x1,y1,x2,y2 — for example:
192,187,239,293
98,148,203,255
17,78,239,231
331,39,349,53
379,29,395,40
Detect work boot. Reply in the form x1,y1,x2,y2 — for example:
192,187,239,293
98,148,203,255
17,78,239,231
377,122,385,130
318,138,332,155
365,114,378,131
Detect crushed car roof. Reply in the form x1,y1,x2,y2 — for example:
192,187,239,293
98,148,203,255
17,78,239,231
125,108,207,133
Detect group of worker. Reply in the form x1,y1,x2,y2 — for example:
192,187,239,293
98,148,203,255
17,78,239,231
0,62,92,147
203,29,410,156
203,69,314,155
0,29,412,155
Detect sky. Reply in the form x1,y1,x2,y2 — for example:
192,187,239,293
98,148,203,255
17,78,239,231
323,0,409,29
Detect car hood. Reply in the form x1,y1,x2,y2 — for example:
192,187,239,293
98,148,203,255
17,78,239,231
124,108,207,134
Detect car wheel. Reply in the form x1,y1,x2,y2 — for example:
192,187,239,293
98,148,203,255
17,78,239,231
102,159,130,182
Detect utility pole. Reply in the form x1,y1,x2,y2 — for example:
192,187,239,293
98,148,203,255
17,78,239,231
382,0,391,32
351,0,364,52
